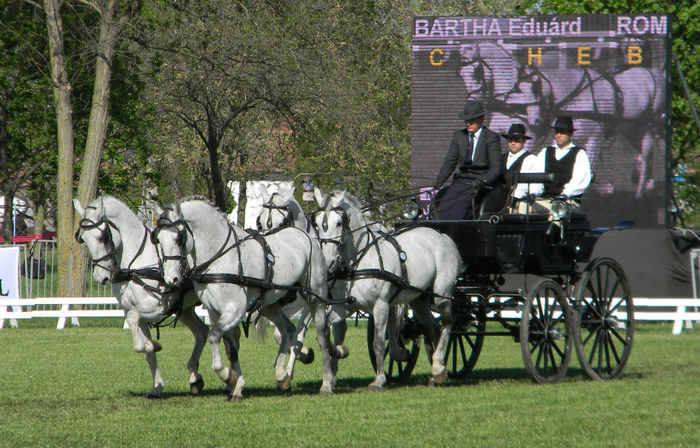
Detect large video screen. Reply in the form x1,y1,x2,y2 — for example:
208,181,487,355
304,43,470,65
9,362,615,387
411,14,672,228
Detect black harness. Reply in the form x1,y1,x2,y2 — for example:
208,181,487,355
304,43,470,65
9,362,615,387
75,208,193,332
153,211,350,336
318,205,451,304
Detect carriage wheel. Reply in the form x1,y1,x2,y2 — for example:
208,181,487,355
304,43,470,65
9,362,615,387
520,279,573,384
444,308,485,379
573,258,634,381
366,309,420,383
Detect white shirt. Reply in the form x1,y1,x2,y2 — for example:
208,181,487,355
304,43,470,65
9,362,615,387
529,142,592,197
469,127,483,161
507,150,541,199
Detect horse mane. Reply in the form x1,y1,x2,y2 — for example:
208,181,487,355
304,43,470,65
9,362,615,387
174,195,232,223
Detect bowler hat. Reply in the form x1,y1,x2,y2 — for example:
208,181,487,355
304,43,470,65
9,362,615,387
458,100,486,121
551,116,575,131
501,123,532,140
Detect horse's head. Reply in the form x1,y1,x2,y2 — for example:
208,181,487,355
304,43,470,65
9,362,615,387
152,203,193,287
74,197,121,285
256,185,294,232
312,187,350,273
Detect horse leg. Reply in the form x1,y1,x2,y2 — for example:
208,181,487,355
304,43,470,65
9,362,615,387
387,305,408,362
368,300,389,391
177,307,208,395
261,303,296,391
207,308,245,401
294,308,315,364
310,302,335,395
124,310,164,398
327,306,350,381
126,309,162,354
429,299,455,386
410,296,440,364
222,325,241,396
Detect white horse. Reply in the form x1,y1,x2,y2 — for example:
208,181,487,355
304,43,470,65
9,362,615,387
254,185,316,363
73,195,220,398
313,188,464,390
154,197,347,399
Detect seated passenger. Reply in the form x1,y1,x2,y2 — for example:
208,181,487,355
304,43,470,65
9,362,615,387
499,123,539,213
432,100,503,220
522,116,592,214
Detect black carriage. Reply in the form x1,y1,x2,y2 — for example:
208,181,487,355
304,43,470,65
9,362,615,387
370,195,634,384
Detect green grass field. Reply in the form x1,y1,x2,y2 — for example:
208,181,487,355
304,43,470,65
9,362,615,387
0,320,698,447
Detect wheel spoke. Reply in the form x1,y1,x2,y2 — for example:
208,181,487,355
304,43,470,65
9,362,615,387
548,344,558,373
610,327,628,346
596,331,605,373
587,328,601,365
458,335,468,365
551,338,565,358
607,332,621,365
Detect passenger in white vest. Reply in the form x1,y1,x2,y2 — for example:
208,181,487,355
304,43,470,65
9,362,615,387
525,116,592,214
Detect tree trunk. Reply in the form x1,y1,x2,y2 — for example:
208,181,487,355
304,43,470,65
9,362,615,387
2,191,14,242
44,0,80,298
73,0,125,296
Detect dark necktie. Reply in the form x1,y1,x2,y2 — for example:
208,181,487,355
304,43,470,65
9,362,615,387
462,133,474,169
467,132,474,161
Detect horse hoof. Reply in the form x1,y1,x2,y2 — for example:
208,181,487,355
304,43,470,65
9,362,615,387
336,345,350,359
319,389,333,396
428,378,437,388
190,377,205,395
277,374,291,392
367,383,383,392
227,394,243,402
151,341,163,353
145,390,162,399
298,346,315,364
432,369,448,385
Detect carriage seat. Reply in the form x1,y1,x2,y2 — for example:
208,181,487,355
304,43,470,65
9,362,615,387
498,213,550,224
474,183,508,219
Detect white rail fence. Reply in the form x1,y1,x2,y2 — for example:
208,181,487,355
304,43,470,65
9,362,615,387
0,297,211,330
1,242,698,334
1,296,698,333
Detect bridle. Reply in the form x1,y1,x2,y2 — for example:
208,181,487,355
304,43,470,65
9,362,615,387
313,205,350,249
75,213,119,271
257,193,293,231
151,214,193,266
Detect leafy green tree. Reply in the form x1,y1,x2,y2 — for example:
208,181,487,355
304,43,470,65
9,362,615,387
0,4,57,241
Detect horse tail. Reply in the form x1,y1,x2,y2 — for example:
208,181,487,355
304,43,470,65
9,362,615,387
251,312,269,343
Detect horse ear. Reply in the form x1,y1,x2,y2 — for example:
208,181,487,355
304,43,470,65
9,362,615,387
330,189,345,207
73,199,85,218
313,187,325,206
95,196,105,217
175,202,183,218
152,203,164,219
278,187,293,202
259,183,271,203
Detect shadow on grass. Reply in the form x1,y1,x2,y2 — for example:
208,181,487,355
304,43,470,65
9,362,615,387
126,365,646,400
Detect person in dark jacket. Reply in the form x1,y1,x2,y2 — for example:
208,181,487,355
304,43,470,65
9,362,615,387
433,100,503,220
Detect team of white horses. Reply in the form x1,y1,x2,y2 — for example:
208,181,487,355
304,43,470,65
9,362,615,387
74,186,463,400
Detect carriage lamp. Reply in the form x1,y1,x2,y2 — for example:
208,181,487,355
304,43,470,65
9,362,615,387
402,199,421,220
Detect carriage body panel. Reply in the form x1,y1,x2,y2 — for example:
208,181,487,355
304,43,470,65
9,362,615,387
404,212,595,276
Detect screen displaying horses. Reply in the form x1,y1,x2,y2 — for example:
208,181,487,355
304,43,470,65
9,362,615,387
411,14,671,228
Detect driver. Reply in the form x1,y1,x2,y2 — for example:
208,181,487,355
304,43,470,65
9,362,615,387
432,100,503,219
